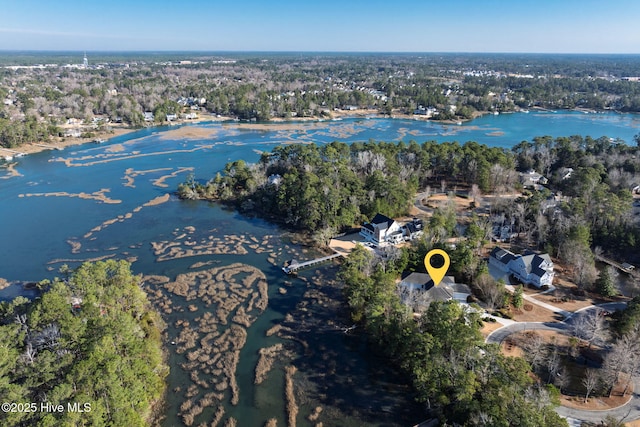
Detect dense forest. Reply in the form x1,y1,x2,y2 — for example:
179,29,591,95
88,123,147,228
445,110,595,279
0,260,167,427
2,52,640,148
178,139,512,235
179,135,640,269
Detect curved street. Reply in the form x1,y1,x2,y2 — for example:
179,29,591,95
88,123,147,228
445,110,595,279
485,321,570,345
484,300,636,424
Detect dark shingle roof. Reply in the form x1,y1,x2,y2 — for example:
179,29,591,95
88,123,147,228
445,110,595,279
531,253,552,277
490,247,516,265
370,213,395,229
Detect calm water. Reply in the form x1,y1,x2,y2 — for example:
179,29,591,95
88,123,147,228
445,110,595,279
0,111,638,426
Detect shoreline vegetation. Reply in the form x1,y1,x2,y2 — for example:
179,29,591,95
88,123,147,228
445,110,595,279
2,107,447,158
0,105,628,159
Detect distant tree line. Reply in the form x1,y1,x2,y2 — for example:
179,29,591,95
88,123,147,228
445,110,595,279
2,53,640,148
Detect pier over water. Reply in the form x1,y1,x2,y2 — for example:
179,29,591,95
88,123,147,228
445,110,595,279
282,253,342,274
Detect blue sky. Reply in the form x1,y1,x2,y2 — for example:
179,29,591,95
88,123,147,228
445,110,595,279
0,0,638,53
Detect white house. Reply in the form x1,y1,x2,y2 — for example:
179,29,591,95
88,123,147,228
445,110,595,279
402,218,424,241
63,128,82,138
360,213,403,245
560,167,574,180
520,170,548,188
489,247,554,288
267,174,282,186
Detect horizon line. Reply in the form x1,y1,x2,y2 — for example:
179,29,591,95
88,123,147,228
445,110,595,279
1,49,640,56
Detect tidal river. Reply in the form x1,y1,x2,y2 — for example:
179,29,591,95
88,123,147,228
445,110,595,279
0,111,638,426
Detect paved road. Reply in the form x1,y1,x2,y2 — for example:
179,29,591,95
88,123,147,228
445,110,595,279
486,321,570,345
484,301,636,424
413,192,432,214
556,376,640,424
564,302,628,324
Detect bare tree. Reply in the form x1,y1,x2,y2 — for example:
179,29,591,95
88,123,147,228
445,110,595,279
613,330,640,395
571,309,607,349
21,343,37,365
601,330,640,397
475,273,506,311
582,368,599,403
521,332,547,371
14,313,28,332
399,285,432,314
470,184,482,207
561,242,598,289
545,345,561,384
535,211,549,247
554,366,569,393
30,323,61,351
469,411,493,426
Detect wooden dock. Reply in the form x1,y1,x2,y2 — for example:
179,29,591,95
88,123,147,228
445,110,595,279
32,143,62,150
0,147,27,159
595,254,639,279
282,253,342,274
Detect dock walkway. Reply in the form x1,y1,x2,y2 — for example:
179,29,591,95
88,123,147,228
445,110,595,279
595,254,638,278
282,253,342,274
32,143,62,150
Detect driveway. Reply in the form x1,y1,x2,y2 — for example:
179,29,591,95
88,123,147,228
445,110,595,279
484,302,637,424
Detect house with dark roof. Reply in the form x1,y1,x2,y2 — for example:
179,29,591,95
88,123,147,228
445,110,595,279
489,247,517,271
398,272,471,311
489,246,554,288
360,213,403,245
403,217,424,240
520,170,548,189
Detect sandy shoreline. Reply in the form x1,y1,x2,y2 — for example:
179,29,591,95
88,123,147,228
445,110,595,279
0,107,538,158
0,109,437,157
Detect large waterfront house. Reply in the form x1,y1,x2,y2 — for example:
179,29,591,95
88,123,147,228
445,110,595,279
359,214,424,246
489,247,555,288
360,213,404,245
398,272,471,311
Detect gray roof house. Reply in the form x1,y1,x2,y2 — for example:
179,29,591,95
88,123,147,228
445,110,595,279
398,272,471,312
489,247,554,288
